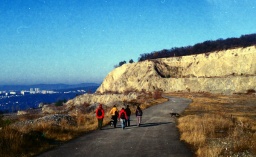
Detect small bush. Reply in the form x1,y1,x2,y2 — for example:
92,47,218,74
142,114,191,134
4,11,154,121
55,99,67,106
152,89,163,99
0,115,12,127
246,89,256,94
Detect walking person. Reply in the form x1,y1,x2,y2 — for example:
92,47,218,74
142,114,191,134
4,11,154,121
135,106,143,127
96,104,104,130
118,107,128,130
125,105,131,127
109,105,118,128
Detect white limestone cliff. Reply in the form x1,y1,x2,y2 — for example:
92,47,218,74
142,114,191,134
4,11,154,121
97,46,256,95
65,46,256,108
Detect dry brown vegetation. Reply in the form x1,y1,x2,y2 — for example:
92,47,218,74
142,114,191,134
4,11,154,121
168,92,256,157
0,112,100,157
2,91,255,157
0,92,167,157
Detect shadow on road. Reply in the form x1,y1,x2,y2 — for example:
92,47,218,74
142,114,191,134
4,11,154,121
139,122,172,127
102,122,172,130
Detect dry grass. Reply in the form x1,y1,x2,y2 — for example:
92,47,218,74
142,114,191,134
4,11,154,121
0,92,167,157
0,127,52,157
3,91,255,157
0,112,103,157
169,92,256,157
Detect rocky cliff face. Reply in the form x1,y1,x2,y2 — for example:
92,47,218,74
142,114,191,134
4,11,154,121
97,46,256,94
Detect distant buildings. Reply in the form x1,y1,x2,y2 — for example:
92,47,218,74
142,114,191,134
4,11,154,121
0,91,6,95
41,90,55,94
0,87,85,97
10,92,16,95
28,88,42,94
21,91,30,95
23,88,56,94
41,90,47,94
35,88,40,92
0,88,57,96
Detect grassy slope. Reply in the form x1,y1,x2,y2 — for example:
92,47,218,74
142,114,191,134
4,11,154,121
167,92,256,157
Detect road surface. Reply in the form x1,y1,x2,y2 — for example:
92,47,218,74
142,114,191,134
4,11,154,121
38,96,193,157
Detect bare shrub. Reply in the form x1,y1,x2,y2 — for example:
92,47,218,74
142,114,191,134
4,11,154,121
246,89,256,94
152,89,163,99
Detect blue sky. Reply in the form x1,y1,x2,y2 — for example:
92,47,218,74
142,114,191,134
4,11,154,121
1,0,256,85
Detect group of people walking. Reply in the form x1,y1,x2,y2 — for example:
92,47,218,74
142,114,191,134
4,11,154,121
95,104,143,130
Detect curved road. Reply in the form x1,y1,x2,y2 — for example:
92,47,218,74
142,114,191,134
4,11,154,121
38,97,193,157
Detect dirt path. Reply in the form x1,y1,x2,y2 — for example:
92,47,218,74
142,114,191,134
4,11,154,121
38,96,193,157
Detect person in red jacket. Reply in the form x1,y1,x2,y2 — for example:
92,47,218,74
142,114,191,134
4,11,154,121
118,107,128,130
96,104,104,130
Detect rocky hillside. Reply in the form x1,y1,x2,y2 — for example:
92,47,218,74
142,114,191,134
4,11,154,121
65,92,139,108
97,46,256,95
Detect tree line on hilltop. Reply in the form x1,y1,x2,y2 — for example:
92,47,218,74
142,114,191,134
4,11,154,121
114,33,256,68
138,33,256,61
114,59,134,68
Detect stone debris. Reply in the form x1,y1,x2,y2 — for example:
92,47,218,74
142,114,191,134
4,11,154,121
10,114,77,132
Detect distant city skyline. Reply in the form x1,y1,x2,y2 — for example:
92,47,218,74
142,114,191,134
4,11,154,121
1,0,256,85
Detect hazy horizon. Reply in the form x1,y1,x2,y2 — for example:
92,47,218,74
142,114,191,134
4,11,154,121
0,82,100,86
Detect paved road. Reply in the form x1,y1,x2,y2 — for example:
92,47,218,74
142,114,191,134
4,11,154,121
38,97,193,157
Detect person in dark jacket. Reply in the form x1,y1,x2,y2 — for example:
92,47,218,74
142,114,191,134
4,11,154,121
125,105,131,127
96,104,104,130
118,107,128,130
135,106,143,127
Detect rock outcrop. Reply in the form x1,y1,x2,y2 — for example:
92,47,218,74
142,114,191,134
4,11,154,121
97,46,256,94
65,92,139,108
